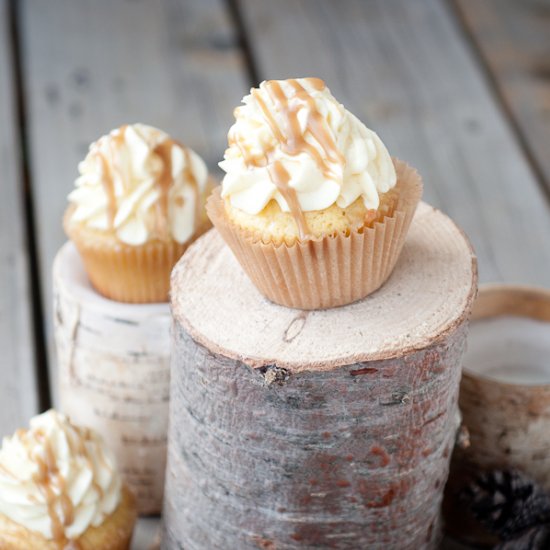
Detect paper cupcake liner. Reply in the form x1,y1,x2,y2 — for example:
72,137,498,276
66,217,211,303
207,158,423,310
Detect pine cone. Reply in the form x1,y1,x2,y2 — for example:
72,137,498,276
460,469,550,539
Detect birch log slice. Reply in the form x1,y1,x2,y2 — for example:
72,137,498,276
53,242,170,515
163,202,477,550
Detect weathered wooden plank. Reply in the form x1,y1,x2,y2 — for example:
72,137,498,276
237,0,550,285
19,0,249,400
453,0,550,195
0,0,39,436
132,517,159,550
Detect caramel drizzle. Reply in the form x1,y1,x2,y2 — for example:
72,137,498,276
68,429,105,500
23,423,101,549
267,79,343,171
32,430,73,548
238,78,344,239
0,462,16,478
153,141,202,240
95,126,201,240
97,154,117,227
152,140,173,240
96,124,127,228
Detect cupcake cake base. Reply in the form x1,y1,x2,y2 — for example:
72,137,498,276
162,202,477,549
53,242,170,515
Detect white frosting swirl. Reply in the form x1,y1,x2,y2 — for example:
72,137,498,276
220,78,396,214
68,123,208,245
0,410,121,541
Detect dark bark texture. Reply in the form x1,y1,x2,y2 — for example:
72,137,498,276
162,322,468,549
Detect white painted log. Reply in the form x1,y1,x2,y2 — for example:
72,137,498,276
162,202,478,549
53,242,170,515
445,284,550,546
455,284,550,484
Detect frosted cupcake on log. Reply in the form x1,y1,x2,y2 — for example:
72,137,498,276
208,78,423,309
0,410,136,550
64,123,212,303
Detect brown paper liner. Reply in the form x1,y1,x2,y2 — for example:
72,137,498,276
65,212,211,303
207,158,423,310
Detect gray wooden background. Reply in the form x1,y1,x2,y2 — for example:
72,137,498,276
1,0,549,548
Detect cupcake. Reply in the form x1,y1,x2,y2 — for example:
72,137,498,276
0,410,136,549
207,77,423,309
64,123,213,303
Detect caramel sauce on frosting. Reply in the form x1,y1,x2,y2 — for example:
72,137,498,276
221,78,397,238
152,139,176,240
69,124,208,246
246,78,343,237
0,410,121,548
98,153,117,228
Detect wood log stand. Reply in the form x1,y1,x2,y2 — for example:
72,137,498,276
53,242,170,515
162,203,477,549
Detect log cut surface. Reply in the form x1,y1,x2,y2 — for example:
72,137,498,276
171,202,477,371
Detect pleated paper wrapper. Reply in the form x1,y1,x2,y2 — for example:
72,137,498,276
207,159,423,310
65,215,211,303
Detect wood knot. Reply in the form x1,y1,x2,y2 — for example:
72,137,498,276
283,312,308,343
259,365,290,386
381,390,410,406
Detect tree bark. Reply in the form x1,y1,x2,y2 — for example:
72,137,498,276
162,203,477,549
53,242,170,515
